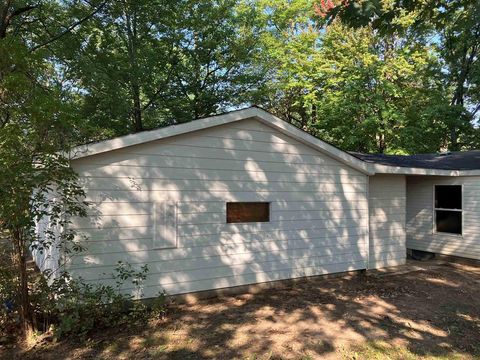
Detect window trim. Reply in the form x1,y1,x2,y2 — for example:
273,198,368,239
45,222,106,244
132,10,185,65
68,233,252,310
226,202,271,224
433,184,463,236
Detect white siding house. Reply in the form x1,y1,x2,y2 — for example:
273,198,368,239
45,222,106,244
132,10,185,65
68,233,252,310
32,107,480,299
64,109,375,298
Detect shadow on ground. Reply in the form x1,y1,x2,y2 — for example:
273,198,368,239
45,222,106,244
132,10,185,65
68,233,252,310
9,261,480,359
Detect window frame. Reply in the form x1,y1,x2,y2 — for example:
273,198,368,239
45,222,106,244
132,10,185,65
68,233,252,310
226,202,271,224
432,184,463,236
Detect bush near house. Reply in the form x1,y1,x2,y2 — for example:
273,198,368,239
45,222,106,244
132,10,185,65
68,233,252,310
0,236,167,342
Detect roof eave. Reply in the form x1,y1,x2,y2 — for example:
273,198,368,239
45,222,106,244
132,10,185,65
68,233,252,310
371,164,480,176
69,107,374,175
69,107,261,160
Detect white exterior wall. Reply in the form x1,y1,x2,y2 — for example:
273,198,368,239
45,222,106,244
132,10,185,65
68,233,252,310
68,118,369,297
406,176,480,260
368,175,406,269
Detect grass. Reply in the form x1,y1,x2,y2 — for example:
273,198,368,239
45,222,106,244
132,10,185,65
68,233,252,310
340,340,476,360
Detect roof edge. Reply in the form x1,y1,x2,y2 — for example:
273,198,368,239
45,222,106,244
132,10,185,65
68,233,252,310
69,106,374,175
69,107,259,159
250,108,373,175
371,164,480,176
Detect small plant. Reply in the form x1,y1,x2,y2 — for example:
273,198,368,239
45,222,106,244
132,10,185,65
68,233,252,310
0,227,167,343
150,290,168,319
31,261,166,340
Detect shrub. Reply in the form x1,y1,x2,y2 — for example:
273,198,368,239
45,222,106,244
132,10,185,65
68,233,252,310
0,266,18,342
32,261,166,339
0,253,167,342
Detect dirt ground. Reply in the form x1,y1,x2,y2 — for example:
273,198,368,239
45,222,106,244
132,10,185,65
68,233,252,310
3,260,480,360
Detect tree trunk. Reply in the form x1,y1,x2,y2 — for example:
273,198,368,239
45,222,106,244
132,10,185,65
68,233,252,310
449,127,459,151
448,42,477,151
377,133,386,153
12,228,34,335
449,77,465,151
132,83,143,132
0,0,12,39
125,6,143,133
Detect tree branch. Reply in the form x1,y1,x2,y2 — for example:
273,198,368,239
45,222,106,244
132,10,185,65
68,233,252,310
1,1,38,39
30,0,108,52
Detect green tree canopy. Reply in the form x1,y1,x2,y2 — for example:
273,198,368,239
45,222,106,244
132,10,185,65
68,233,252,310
56,0,267,140
318,0,480,151
257,1,452,153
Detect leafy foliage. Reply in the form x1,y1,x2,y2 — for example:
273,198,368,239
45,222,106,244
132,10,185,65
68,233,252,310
0,254,166,340
257,2,453,153
316,0,480,150
32,261,165,340
55,0,267,139
0,234,17,342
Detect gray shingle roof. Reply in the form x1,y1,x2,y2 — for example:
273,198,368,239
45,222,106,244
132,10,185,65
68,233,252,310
350,151,480,170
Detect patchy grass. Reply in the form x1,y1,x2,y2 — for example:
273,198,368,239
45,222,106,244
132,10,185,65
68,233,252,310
340,340,473,360
3,260,480,359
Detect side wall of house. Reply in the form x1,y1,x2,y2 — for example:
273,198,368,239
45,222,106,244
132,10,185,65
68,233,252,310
368,175,406,269
68,118,369,298
406,176,480,260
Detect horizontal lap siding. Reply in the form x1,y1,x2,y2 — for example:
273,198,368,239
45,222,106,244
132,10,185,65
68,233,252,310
368,175,406,269
69,118,368,297
406,176,480,260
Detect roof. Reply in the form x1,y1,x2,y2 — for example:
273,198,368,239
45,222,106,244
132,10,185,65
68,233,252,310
70,106,374,175
351,151,480,171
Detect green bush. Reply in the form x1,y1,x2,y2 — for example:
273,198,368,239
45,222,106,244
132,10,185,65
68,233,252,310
0,266,18,341
0,254,167,341
32,261,167,339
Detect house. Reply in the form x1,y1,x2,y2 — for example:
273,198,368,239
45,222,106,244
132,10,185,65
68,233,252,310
353,151,480,261
33,107,480,299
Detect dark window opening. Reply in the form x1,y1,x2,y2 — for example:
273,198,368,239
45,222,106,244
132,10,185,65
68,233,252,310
226,202,270,223
435,185,462,209
435,210,462,234
434,185,462,235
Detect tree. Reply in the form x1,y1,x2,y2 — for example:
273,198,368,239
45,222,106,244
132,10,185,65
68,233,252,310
257,1,449,153
58,0,266,139
0,0,266,334
437,1,480,149
0,0,96,334
319,0,480,150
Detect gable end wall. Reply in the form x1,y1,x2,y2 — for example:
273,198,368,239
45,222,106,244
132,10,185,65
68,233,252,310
68,118,370,297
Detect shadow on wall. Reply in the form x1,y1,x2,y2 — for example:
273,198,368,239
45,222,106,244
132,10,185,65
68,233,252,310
65,119,378,297
27,262,480,359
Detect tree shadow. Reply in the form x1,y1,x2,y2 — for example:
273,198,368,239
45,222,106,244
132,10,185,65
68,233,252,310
16,262,480,359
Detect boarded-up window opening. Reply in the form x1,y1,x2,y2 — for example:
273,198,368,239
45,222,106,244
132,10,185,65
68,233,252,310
154,202,177,248
434,185,462,235
226,202,270,223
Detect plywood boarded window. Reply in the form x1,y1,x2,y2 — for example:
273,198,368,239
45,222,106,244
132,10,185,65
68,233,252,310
434,185,462,235
226,202,270,223
154,202,177,248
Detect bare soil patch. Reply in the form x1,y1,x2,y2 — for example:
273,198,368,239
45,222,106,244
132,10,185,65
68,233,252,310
3,260,480,359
